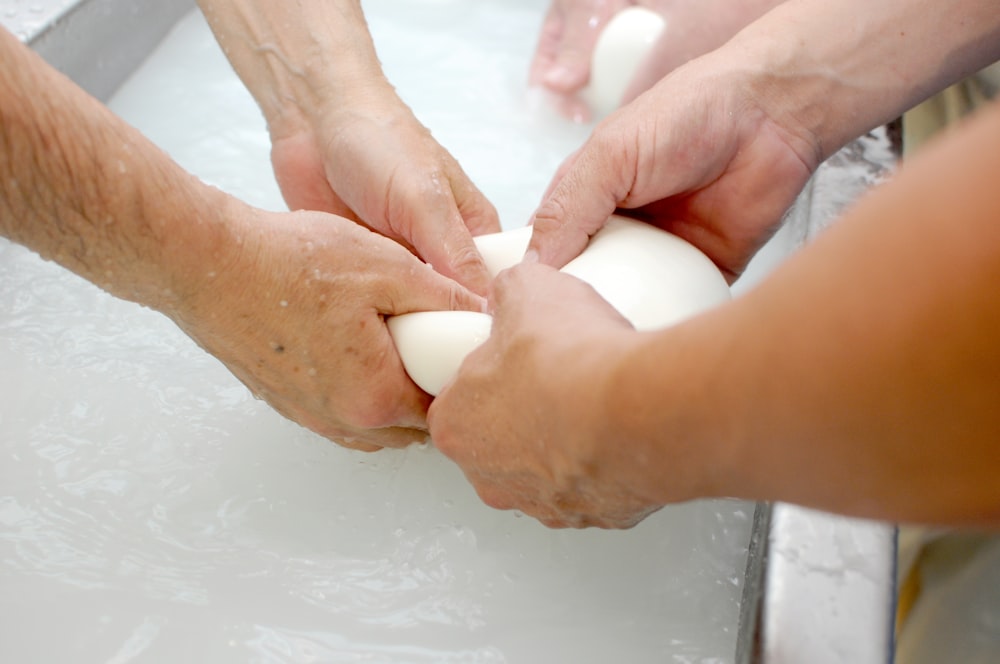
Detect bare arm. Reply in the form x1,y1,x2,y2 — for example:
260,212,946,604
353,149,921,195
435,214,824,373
0,26,482,450
196,0,382,126
655,102,1000,525
195,0,500,294
530,0,785,118
528,0,1000,278
0,26,226,312
430,101,1000,528
728,0,1000,162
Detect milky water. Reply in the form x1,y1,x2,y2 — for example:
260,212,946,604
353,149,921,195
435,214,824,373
0,4,758,662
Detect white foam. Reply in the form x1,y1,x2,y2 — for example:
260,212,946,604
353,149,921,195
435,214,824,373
0,4,752,661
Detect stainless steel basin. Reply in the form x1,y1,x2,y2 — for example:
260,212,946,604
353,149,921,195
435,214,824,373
3,1,897,661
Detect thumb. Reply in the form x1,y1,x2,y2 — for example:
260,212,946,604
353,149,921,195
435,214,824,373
540,10,604,93
527,135,626,268
382,256,487,317
405,200,494,297
543,1,637,93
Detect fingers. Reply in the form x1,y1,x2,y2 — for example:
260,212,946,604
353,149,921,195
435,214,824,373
539,17,593,95
378,248,487,317
410,214,493,296
465,470,651,530
527,134,626,267
488,261,557,319
530,0,634,95
538,146,581,201
529,4,571,88
400,172,499,297
528,0,590,94
287,96,499,294
271,131,352,216
428,259,651,530
338,113,499,295
334,426,430,451
451,167,502,237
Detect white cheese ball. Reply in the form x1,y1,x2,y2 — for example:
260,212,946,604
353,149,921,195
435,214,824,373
582,7,666,119
388,216,730,396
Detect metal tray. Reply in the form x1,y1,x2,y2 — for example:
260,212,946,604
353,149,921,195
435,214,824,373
5,1,897,661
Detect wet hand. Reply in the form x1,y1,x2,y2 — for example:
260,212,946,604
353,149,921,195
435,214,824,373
529,0,634,120
269,89,500,295
528,55,819,282
429,262,662,528
173,203,485,451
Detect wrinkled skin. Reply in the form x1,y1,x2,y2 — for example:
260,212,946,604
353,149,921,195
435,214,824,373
531,0,779,120
269,91,501,296
429,262,664,528
197,0,502,294
530,0,634,120
0,21,490,454
528,55,819,281
175,203,485,452
430,52,819,525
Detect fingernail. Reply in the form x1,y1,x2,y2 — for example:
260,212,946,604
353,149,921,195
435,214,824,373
522,248,539,264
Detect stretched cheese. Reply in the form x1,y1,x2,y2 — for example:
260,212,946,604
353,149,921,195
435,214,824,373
388,216,730,395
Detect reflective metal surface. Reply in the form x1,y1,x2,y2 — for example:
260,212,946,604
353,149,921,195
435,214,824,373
2,1,898,660
736,125,900,664
9,0,193,101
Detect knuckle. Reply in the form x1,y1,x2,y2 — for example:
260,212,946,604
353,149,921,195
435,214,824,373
531,195,571,231
476,485,515,511
344,385,401,431
446,240,486,277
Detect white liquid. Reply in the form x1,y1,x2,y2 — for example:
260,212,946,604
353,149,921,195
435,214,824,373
0,4,754,662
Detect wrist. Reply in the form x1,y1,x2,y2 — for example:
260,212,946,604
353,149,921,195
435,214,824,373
711,27,838,166
156,189,255,326
593,330,686,507
600,317,743,506
264,76,401,147
199,0,391,138
721,0,1000,162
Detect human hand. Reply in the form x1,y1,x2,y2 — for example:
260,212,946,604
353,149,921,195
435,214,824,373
429,262,666,528
529,0,634,120
528,55,819,282
172,202,485,452
531,1,780,120
197,1,501,295
269,88,501,296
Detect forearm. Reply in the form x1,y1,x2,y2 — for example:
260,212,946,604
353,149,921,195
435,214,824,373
660,0,784,56
723,0,1000,161
0,27,233,316
609,102,1000,525
196,0,389,134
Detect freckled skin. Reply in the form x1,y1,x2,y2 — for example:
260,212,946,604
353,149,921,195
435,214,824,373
432,0,1000,527
197,0,502,296
0,26,484,451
